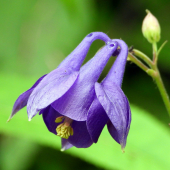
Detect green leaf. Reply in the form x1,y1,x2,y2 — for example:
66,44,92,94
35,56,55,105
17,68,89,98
0,73,170,170
0,0,95,76
0,137,40,170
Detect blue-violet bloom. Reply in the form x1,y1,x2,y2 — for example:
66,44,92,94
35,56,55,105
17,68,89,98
9,32,131,151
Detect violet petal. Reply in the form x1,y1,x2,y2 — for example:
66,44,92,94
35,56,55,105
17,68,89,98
105,39,128,87
68,121,93,148
61,139,73,151
87,98,108,143
51,80,95,121
95,81,130,148
107,97,131,147
59,32,111,71
42,106,62,134
9,75,46,121
107,120,119,144
125,97,131,140
27,67,79,120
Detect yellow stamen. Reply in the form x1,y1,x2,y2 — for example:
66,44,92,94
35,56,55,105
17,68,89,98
55,116,64,123
56,121,74,139
69,126,74,136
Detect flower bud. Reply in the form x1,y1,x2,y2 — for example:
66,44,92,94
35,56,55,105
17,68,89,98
142,10,161,43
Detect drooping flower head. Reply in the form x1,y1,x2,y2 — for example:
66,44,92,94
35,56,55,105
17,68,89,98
9,32,131,152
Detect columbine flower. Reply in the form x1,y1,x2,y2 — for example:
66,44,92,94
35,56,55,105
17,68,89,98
10,31,131,151
40,41,118,150
87,40,131,151
9,32,111,121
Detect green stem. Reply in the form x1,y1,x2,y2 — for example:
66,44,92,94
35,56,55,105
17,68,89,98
152,43,158,64
128,53,149,72
131,44,170,118
157,40,168,57
153,66,170,117
133,49,153,67
151,42,170,117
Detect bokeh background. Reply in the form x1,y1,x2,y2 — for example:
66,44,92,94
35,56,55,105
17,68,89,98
0,0,170,169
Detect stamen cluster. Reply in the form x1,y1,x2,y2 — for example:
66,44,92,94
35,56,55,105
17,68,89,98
56,122,73,139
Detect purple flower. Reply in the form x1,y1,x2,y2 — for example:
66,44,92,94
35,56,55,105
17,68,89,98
87,40,131,151
40,41,118,150
9,32,131,151
9,32,111,121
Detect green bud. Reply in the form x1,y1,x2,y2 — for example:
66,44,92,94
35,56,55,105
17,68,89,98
142,10,161,43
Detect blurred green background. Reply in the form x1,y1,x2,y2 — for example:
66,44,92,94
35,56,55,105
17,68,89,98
0,0,170,169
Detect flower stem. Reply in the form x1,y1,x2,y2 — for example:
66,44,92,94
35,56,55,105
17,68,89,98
128,53,149,72
128,43,170,118
153,66,170,117
133,49,153,67
151,42,170,117
152,42,158,64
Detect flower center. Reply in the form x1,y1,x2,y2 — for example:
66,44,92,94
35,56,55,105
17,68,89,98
55,116,73,139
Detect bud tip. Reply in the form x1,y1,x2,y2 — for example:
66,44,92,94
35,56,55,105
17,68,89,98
142,10,161,43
